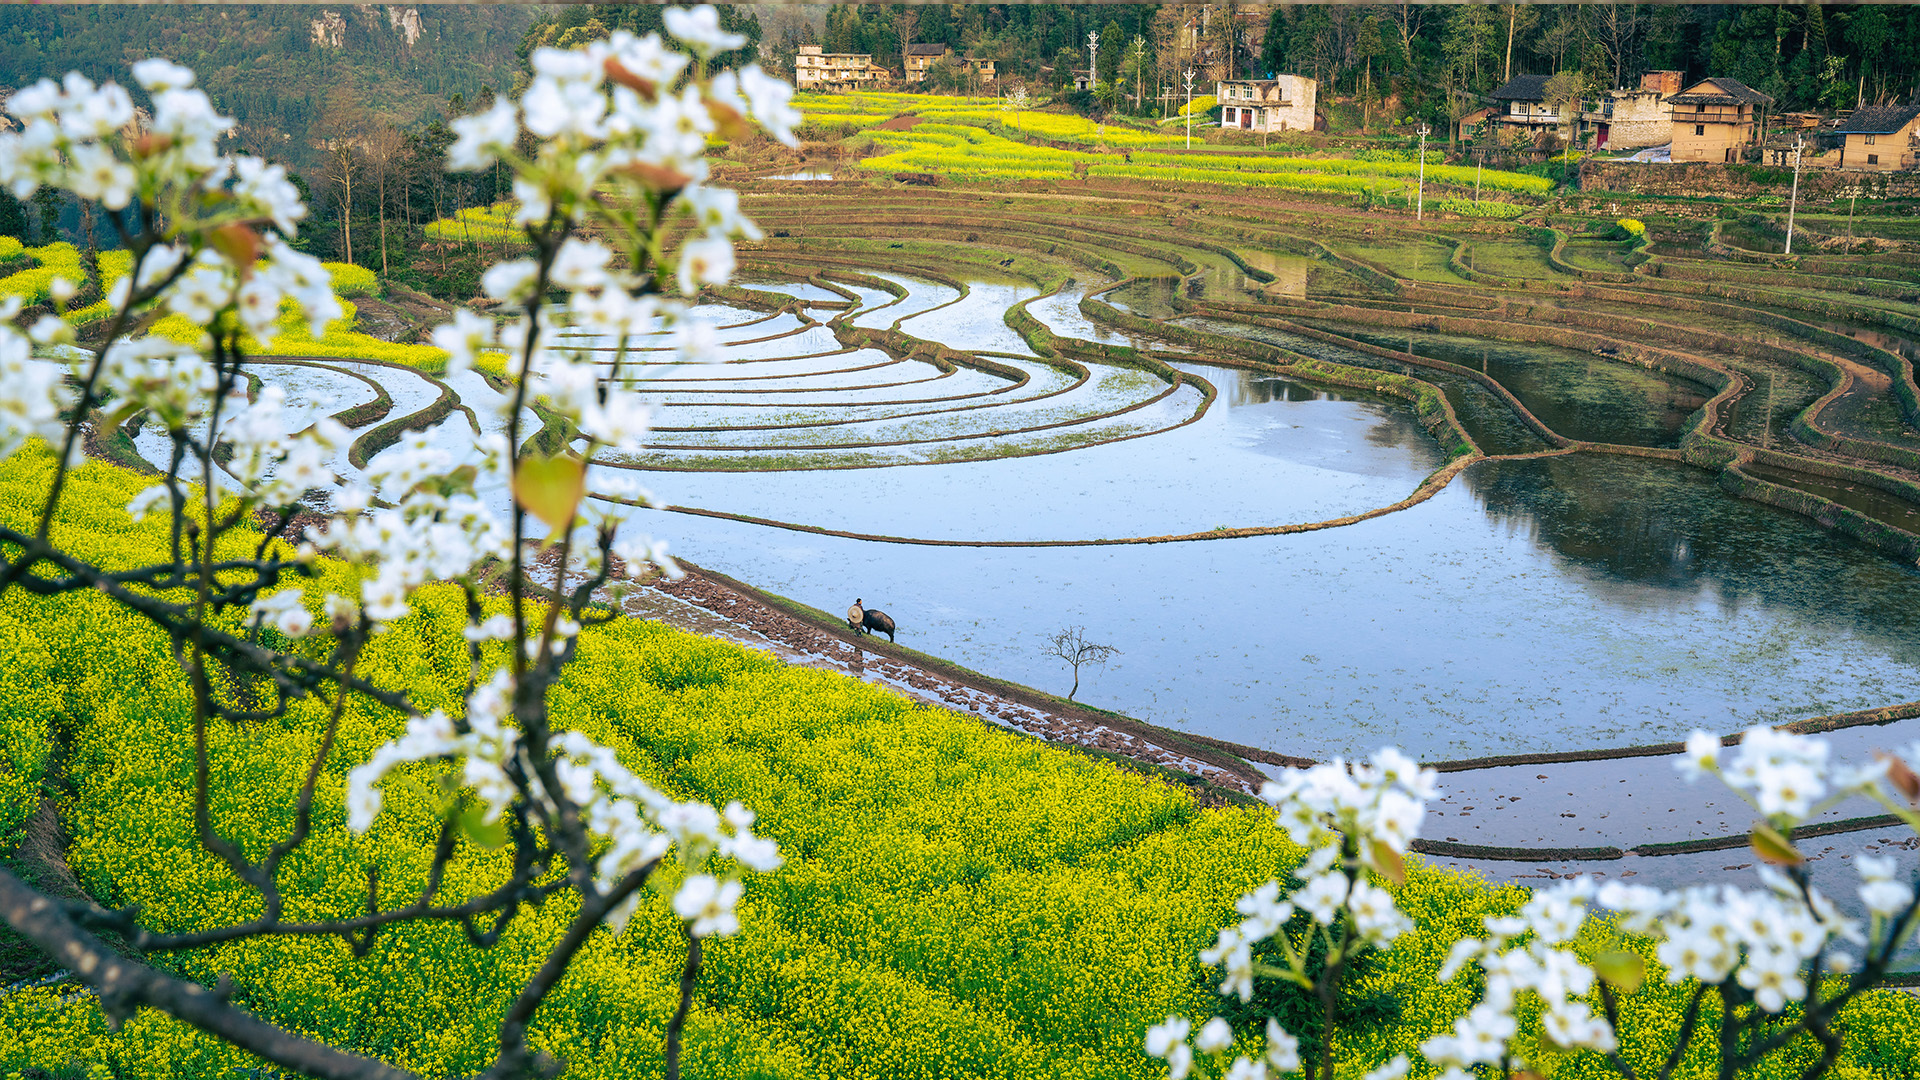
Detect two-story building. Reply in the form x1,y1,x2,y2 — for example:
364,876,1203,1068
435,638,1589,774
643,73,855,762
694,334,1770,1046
1215,75,1316,133
1667,78,1771,162
794,46,888,92
1836,103,1920,171
904,43,947,82
1488,74,1561,137
904,44,995,85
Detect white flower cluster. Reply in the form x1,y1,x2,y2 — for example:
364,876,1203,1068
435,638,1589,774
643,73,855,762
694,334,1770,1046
1155,728,1920,1080
300,430,517,625
1145,1015,1299,1080
2,25,789,947
1150,751,1439,1080
1599,874,1849,1014
346,669,781,936
0,61,333,461
0,298,76,460
1679,726,1892,818
1429,879,1616,1065
0,60,328,339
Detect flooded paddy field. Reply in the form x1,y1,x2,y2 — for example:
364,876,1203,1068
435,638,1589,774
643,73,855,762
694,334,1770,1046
636,398,1920,763
1308,324,1715,447
70,183,1920,868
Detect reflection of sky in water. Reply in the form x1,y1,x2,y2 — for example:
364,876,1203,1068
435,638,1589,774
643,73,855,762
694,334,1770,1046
897,279,1041,355
852,273,959,329
638,362,1442,538
629,364,1920,761
100,286,1920,766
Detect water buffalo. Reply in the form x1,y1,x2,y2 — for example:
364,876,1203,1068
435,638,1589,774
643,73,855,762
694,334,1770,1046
846,598,896,642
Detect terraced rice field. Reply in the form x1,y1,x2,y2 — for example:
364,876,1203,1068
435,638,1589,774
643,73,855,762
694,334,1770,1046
74,178,1920,887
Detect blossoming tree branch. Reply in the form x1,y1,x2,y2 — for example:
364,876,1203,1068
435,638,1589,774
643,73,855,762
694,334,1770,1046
0,10,798,1079
1146,734,1920,1080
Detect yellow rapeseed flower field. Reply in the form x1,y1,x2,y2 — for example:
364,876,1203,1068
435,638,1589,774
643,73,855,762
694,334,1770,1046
2,443,1917,1078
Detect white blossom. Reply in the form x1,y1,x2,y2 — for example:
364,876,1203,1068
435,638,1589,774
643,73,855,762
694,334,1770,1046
483,259,541,303
671,872,741,938
250,590,314,638
448,98,519,172
1264,1020,1299,1072
675,235,735,298
662,6,746,57
233,156,307,233
429,309,496,378
1144,1017,1193,1080
131,57,196,92
738,63,803,146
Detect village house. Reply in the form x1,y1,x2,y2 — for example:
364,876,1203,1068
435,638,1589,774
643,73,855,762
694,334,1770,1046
904,43,946,82
1667,77,1771,163
1455,104,1501,143
1582,70,1683,150
1487,74,1560,138
794,46,888,92
1215,75,1316,133
1835,103,1920,171
904,43,995,85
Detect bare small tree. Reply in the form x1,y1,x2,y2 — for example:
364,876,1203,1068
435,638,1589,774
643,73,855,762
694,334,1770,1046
1043,627,1119,702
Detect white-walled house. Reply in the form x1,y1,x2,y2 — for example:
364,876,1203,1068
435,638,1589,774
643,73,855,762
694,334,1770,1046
1216,75,1316,133
794,46,888,92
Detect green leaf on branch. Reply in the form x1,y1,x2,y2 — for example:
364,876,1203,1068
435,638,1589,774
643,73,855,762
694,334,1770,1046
1592,949,1644,992
456,802,509,850
1750,822,1804,867
513,453,585,531
1369,838,1406,886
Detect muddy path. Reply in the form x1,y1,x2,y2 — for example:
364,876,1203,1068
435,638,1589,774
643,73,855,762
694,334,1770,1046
616,560,1289,801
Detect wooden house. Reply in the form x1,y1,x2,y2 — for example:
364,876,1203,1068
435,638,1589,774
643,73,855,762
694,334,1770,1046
1667,78,1771,162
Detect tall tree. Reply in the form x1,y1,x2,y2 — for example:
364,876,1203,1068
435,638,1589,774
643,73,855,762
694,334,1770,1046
1356,16,1385,132
1500,4,1539,83
364,123,406,279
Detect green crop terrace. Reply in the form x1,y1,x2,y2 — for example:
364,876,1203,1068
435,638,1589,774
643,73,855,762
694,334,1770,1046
791,91,1549,208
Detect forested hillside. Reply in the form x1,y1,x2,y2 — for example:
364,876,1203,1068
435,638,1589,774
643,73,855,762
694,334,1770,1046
796,3,1919,121
0,4,538,165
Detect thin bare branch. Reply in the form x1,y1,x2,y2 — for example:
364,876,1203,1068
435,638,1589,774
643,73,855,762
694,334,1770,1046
0,869,418,1080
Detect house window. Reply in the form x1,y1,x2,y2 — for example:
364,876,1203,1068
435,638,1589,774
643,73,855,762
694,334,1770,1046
1695,124,1705,136
1696,104,1706,113
1868,153,1879,165
1864,134,1876,145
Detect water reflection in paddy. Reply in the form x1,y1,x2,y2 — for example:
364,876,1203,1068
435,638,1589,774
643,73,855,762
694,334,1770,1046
631,366,1920,761
641,362,1442,539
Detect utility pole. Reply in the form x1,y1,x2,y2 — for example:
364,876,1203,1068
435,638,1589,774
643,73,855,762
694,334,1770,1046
1784,133,1805,256
1417,123,1430,221
1475,156,1483,204
1184,68,1196,150
1088,31,1099,95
